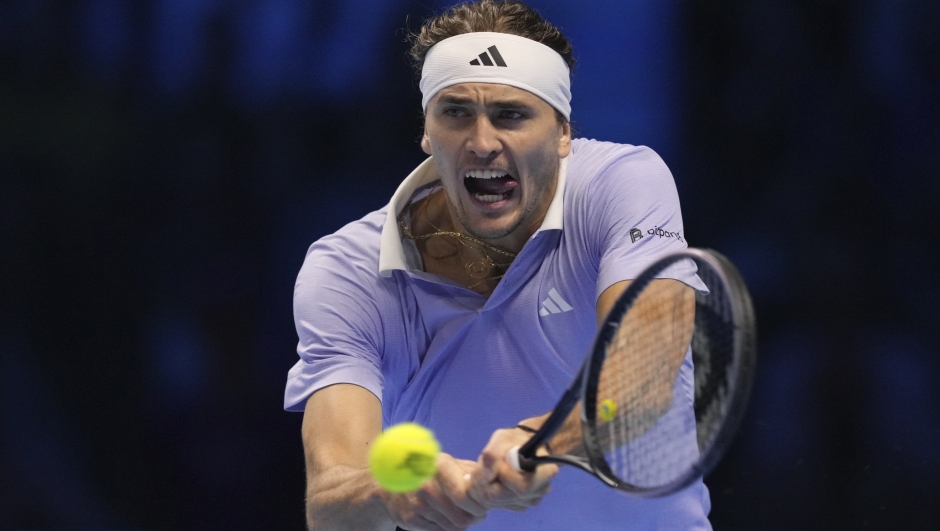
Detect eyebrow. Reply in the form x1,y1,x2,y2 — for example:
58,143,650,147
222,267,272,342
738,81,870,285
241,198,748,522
437,95,534,110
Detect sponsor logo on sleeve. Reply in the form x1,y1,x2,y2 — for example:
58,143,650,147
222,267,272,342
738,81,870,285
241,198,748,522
630,226,684,244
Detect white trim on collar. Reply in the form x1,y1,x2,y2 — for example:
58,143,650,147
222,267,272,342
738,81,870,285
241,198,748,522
537,156,567,233
378,155,569,277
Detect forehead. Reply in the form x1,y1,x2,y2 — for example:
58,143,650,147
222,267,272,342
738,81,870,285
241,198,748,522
431,82,552,109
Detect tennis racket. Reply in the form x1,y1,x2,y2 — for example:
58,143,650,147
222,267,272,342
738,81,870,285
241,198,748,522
507,248,757,496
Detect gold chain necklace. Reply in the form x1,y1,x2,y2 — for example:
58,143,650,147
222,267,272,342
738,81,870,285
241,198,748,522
399,187,517,290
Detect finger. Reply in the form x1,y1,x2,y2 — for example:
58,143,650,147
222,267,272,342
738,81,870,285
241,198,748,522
504,500,543,512
476,458,555,500
504,468,553,495
500,458,558,494
399,512,453,531
468,469,525,508
436,455,488,517
470,480,544,510
455,458,480,475
470,461,556,509
499,467,553,499
455,458,481,485
477,428,525,483
389,492,453,531
410,491,465,531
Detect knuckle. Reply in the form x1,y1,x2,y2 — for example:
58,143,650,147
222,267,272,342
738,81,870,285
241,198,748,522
479,445,501,463
452,512,475,528
412,494,432,512
399,514,421,530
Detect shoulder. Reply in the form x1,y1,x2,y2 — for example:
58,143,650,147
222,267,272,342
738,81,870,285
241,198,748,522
565,138,676,202
296,208,387,296
567,138,672,189
568,137,656,170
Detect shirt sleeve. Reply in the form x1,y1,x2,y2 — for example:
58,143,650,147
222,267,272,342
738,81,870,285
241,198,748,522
284,238,386,412
587,145,707,300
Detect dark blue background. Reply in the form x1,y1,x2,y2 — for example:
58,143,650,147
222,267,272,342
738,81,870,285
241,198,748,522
2,0,938,529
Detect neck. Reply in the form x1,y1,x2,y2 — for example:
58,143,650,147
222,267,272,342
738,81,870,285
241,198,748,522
427,188,520,257
406,187,518,295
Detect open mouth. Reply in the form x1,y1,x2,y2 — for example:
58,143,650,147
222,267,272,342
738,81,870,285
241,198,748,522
463,169,518,204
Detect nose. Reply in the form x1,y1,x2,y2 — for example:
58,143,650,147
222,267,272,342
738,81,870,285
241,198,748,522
465,116,501,158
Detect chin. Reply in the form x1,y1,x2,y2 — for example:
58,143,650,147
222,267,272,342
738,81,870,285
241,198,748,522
464,217,521,241
454,193,531,241
468,227,512,240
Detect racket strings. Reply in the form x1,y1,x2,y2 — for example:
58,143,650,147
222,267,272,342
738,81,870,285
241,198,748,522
575,251,755,495
594,279,698,488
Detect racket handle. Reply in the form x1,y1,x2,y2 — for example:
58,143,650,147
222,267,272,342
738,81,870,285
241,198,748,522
506,445,536,472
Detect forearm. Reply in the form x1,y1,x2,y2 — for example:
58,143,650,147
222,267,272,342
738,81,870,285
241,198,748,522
306,463,395,531
302,385,393,531
518,410,584,457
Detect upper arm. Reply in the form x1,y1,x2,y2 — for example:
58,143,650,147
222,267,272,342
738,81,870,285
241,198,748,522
286,238,387,412
585,146,704,298
302,383,383,474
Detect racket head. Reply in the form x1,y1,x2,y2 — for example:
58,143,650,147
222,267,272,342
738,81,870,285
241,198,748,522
580,248,757,496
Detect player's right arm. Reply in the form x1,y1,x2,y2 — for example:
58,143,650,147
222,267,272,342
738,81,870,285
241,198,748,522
302,383,488,531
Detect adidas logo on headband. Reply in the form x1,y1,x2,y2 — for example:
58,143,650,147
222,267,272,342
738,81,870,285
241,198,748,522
469,45,507,67
421,32,571,119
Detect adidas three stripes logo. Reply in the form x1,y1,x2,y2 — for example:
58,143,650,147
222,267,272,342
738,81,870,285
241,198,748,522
469,45,507,67
539,288,573,316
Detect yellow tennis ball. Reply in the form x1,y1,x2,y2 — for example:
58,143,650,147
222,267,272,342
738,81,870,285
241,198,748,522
369,422,440,493
599,399,618,422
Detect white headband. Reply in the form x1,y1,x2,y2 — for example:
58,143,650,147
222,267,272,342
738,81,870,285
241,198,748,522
420,32,571,120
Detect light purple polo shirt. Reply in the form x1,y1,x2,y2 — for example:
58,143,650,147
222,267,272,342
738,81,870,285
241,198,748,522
286,138,712,530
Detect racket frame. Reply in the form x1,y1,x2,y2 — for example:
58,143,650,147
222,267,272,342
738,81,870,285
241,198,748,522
513,358,596,474
514,248,756,496
581,248,757,495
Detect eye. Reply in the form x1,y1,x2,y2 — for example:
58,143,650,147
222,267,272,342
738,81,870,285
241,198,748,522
497,110,526,120
443,107,470,118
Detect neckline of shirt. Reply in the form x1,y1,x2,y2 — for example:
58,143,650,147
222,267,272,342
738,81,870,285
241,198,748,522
379,156,568,277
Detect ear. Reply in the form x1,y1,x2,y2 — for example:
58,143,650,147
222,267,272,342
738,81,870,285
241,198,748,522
557,121,571,158
420,125,431,155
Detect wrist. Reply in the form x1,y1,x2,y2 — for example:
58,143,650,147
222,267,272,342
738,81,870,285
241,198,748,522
514,424,553,455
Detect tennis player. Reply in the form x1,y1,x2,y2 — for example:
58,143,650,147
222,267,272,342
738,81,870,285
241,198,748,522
285,1,711,529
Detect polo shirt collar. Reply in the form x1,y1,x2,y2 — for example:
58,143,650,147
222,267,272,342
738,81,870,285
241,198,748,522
379,155,569,277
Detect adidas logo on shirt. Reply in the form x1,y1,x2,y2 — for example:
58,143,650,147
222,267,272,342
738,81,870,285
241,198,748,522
469,45,508,67
539,288,573,316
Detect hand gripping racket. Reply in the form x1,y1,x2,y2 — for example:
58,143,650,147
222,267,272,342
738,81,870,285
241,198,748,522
507,248,757,496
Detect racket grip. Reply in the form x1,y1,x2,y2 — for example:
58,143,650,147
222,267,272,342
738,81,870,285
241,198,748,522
506,445,536,472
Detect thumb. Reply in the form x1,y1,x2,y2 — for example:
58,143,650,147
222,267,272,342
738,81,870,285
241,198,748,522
477,452,502,484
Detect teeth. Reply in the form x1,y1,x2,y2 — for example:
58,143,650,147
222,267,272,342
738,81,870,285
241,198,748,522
465,169,508,179
474,193,507,203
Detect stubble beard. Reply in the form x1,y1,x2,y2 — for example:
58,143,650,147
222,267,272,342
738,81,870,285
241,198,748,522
441,147,561,244
453,198,532,241
444,155,559,243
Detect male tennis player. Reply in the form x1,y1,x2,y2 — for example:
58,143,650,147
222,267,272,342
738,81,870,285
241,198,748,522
285,1,711,529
